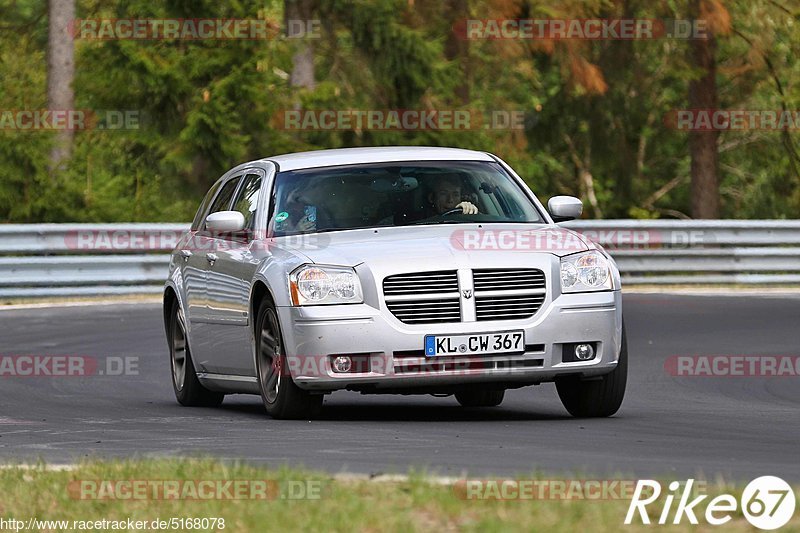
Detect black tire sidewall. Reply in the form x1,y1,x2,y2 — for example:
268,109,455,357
168,299,223,407
255,301,287,413
556,324,628,417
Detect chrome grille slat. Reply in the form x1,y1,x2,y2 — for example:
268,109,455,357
388,305,460,311
476,313,537,319
391,311,460,315
389,306,460,312
473,280,544,288
388,300,460,307
477,307,543,315
474,289,546,297
473,272,545,277
476,300,545,310
384,292,459,302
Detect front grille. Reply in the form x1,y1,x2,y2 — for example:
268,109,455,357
383,271,458,296
472,268,546,291
475,293,546,321
385,297,461,324
474,268,547,322
383,268,546,324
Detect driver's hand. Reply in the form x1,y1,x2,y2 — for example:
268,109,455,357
456,201,479,215
297,215,316,232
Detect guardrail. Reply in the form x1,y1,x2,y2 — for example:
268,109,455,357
0,224,184,298
562,220,800,285
0,220,798,297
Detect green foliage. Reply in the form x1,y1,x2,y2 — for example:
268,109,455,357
0,0,798,222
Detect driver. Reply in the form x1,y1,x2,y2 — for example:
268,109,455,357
428,176,479,215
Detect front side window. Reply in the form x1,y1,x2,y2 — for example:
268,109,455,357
270,161,543,236
191,180,222,231
203,176,241,231
231,173,262,231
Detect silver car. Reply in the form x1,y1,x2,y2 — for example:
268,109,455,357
164,147,626,419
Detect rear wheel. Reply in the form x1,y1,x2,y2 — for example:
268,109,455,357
455,389,505,407
556,326,628,418
168,300,224,407
256,300,323,420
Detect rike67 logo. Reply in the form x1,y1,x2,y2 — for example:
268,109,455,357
625,477,796,530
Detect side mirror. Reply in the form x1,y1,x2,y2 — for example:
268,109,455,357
548,196,583,222
206,211,245,232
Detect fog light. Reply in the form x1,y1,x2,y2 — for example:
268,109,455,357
574,344,595,361
332,355,352,373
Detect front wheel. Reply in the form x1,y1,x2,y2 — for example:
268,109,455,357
455,389,505,407
255,300,323,420
555,326,628,418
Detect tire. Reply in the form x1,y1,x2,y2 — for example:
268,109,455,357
556,325,628,418
168,299,224,407
255,299,323,420
455,389,505,407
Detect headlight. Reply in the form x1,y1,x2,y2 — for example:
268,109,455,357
290,265,364,305
560,251,613,293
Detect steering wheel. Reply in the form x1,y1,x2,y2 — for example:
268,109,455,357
441,207,464,217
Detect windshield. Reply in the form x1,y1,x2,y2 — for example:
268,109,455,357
269,161,544,236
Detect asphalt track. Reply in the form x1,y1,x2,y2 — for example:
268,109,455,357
1,293,798,481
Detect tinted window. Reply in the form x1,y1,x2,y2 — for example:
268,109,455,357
270,161,543,236
231,173,262,231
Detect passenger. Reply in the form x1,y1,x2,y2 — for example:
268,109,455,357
274,180,334,234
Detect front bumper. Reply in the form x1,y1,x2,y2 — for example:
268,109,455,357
278,290,622,392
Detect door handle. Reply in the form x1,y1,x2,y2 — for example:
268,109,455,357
206,253,218,265
179,250,192,261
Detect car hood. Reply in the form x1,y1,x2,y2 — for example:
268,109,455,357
280,224,592,269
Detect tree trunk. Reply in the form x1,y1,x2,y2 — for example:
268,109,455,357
285,0,316,90
688,0,720,219
444,0,470,104
47,0,75,177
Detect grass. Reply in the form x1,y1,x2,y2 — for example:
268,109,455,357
0,459,798,532
0,295,161,307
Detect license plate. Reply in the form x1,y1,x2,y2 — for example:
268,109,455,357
424,331,525,357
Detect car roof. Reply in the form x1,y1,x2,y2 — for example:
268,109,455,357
261,146,495,171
